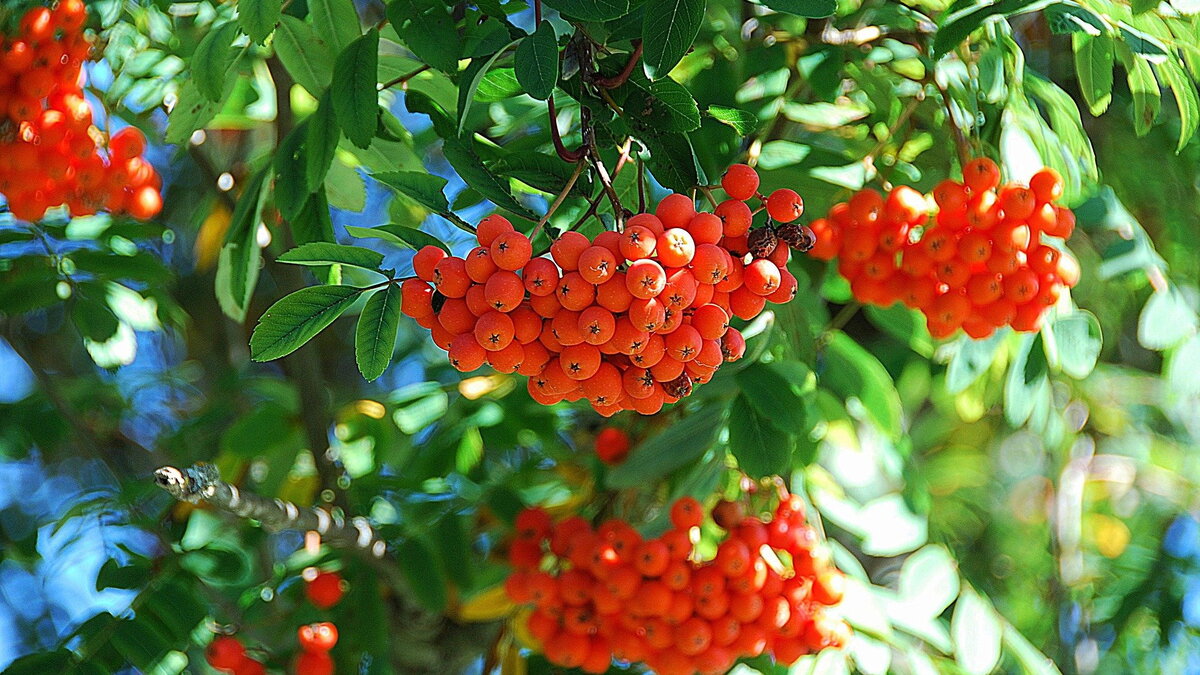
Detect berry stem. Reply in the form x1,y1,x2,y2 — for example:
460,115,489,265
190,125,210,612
825,301,862,333
594,41,643,89
698,186,720,210
547,96,587,163
932,77,972,169
861,96,920,170
588,141,625,228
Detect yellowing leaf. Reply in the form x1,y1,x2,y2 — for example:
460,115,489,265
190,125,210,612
452,585,516,622
194,203,232,272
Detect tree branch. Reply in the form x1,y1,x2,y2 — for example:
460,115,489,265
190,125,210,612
154,464,389,558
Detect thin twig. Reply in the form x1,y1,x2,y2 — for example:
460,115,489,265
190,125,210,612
825,301,863,333
698,186,720,210
637,157,646,213
589,142,624,228
862,96,922,167
380,64,431,91
931,76,972,169
531,159,586,240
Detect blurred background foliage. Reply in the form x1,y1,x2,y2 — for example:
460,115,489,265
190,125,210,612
0,0,1199,673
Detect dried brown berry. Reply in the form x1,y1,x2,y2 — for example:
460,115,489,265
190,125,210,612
777,223,816,253
747,226,778,259
663,373,693,399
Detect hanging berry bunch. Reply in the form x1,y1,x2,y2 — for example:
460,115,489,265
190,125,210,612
399,164,814,416
0,1,162,222
503,494,849,675
807,159,1079,338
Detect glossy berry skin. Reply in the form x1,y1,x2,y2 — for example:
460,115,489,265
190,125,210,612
721,163,760,201
305,571,345,609
295,649,335,675
205,636,246,672
298,622,339,652
766,189,804,223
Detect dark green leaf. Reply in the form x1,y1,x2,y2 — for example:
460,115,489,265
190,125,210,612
607,402,727,488
515,21,559,100
310,0,361,55
332,29,380,149
1044,2,1105,35
192,21,242,101
761,0,837,18
1004,332,1050,427
643,132,706,192
273,120,309,221
1051,311,1102,379
71,290,120,342
165,79,222,144
250,285,363,361
238,0,283,43
1116,42,1160,137
626,78,701,132
542,0,631,20
736,361,812,434
375,171,449,210
1138,286,1197,351
641,0,705,79
865,304,933,357
216,166,270,321
306,93,341,193
96,559,150,591
1073,33,1114,116
933,0,1055,57
432,516,475,589
387,0,460,73
1118,23,1169,62
729,394,791,478
443,139,537,219
291,190,337,246
275,15,334,94
355,284,401,380
278,243,385,270
706,105,759,135
345,224,451,252
397,537,448,612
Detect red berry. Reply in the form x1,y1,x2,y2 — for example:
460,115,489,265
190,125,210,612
297,622,339,652
721,163,760,201
295,649,334,675
594,427,631,465
765,188,803,223
205,636,246,672
305,570,345,609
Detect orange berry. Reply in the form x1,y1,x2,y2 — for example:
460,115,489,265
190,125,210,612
595,427,630,464
490,230,532,270
550,230,590,270
765,188,803,223
657,228,696,267
670,496,703,529
578,245,617,285
656,193,696,230
433,256,471,297
721,163,760,200
1029,167,1064,203
963,157,1001,193
556,271,596,311
476,214,514,246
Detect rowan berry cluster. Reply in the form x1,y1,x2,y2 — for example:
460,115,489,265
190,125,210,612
400,164,814,416
0,1,162,223
808,159,1079,338
295,622,338,675
504,495,850,675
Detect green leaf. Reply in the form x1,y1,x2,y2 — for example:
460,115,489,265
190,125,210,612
476,67,523,102
706,105,759,135
355,284,401,381
729,394,791,478
542,0,631,20
458,39,521,133
641,0,705,79
277,243,384,270
1138,286,1197,351
643,131,706,192
898,545,959,618
1154,59,1200,152
432,516,475,589
250,285,363,361
821,332,903,438
238,0,282,44
397,537,448,612
1117,22,1169,62
626,78,701,132
945,330,1006,393
1072,33,1114,116
1004,332,1050,427
305,93,340,193
760,0,837,18
387,0,460,74
216,166,270,321
192,21,242,101
309,0,361,55
372,172,471,230
345,224,451,252
275,15,334,94
606,403,727,488
933,0,1056,57
1167,334,1200,399
170,78,224,142
951,588,1002,675
332,29,380,149
1116,41,1161,137
1002,623,1063,675
736,361,813,434
273,121,310,222
443,139,537,219
515,21,559,101
1050,311,1102,379
865,304,933,357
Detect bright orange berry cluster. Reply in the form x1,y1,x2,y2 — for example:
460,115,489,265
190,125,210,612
400,165,813,416
0,2,162,223
504,495,849,675
808,159,1080,338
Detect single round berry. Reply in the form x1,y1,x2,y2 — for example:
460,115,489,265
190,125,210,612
305,570,345,609
721,163,760,201
766,188,804,223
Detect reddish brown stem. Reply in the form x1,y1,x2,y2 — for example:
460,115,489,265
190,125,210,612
594,41,643,89
548,96,587,163
380,64,431,90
